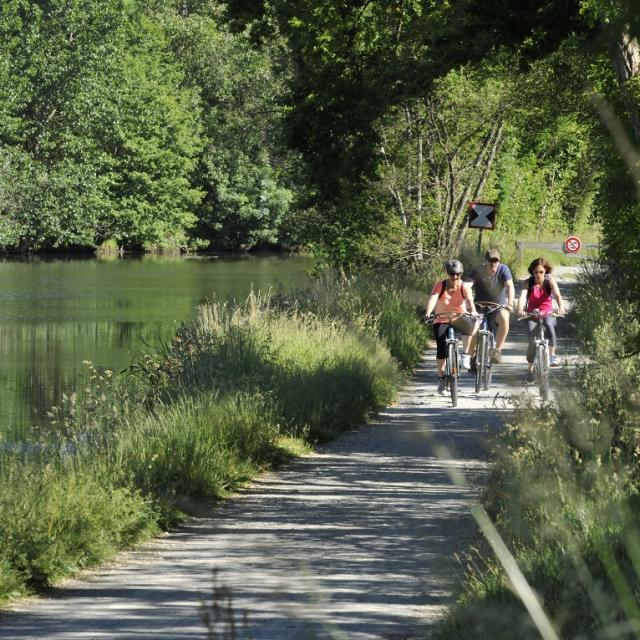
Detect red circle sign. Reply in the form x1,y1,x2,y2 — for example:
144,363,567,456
564,236,581,253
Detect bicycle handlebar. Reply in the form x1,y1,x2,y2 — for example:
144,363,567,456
424,311,476,324
518,311,565,320
475,301,508,317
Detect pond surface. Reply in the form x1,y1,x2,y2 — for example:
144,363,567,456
0,254,314,437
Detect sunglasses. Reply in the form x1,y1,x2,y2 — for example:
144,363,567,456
488,258,500,264
449,273,462,277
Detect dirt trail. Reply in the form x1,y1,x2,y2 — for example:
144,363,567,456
0,273,580,640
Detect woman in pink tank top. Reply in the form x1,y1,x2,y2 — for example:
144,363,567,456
517,257,566,379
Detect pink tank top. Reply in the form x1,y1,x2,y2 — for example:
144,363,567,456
526,282,553,313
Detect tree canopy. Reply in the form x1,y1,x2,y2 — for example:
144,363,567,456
0,0,639,275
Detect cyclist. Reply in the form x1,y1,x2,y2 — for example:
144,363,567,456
517,257,566,383
465,248,515,366
425,259,479,394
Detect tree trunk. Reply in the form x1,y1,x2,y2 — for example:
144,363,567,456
415,128,424,261
453,121,504,251
614,30,640,144
443,121,502,254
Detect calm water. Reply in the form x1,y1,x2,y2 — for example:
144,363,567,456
0,254,314,437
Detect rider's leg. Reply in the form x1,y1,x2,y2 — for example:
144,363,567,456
526,320,537,374
467,332,477,357
495,308,510,351
455,316,479,356
434,324,448,378
544,317,558,356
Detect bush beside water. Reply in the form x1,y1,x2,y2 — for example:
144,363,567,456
435,262,640,639
0,270,427,603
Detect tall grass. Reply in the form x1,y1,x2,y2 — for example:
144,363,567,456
0,452,158,595
117,393,283,507
133,291,401,440
435,261,640,639
0,270,421,604
278,267,430,371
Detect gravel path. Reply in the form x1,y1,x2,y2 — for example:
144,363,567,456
0,273,579,640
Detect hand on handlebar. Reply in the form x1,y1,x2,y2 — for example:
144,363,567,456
518,308,537,320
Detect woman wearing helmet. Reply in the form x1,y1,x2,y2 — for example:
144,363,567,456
425,259,479,394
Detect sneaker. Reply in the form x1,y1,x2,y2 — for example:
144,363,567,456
550,355,560,367
461,353,471,370
469,355,478,373
437,378,446,394
491,349,502,364
524,371,535,384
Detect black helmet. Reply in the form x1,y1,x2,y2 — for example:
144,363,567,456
445,259,464,275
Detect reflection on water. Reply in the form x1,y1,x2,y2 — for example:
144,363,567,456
0,254,314,437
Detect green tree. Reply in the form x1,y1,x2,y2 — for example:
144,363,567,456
375,65,509,263
0,0,204,251
164,6,299,250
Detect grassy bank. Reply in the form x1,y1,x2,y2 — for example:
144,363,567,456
435,261,640,639
0,270,428,604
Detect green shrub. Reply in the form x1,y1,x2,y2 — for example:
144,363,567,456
436,260,640,639
1,275,410,602
0,457,157,596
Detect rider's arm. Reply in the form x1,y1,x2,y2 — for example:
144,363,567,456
464,282,477,315
550,278,566,315
517,288,527,316
505,278,515,311
424,292,439,318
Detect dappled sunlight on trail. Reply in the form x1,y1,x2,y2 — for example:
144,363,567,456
0,276,579,639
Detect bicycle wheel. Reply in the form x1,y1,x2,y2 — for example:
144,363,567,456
475,333,486,393
448,342,458,407
483,333,494,391
537,343,550,401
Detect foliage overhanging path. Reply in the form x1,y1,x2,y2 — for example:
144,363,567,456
0,274,578,639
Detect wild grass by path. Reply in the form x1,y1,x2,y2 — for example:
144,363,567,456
0,270,429,605
434,261,640,640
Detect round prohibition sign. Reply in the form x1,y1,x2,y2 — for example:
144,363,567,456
564,236,581,254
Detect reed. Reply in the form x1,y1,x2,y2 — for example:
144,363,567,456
0,271,416,603
435,262,640,639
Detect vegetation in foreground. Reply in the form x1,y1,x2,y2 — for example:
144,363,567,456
435,261,640,639
0,270,428,604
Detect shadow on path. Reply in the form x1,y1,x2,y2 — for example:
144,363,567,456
0,275,580,639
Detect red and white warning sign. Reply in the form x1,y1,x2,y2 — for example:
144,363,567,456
563,236,582,254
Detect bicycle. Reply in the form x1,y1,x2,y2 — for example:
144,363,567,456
473,302,506,393
426,312,474,407
518,310,564,402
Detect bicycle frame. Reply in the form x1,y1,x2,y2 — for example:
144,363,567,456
520,311,556,401
443,322,459,407
474,302,503,393
427,312,473,407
